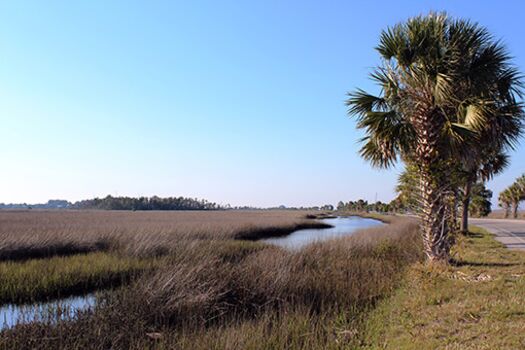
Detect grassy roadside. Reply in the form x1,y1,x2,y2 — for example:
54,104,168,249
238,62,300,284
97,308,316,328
361,226,525,349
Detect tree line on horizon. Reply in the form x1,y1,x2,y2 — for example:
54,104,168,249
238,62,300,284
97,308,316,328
336,199,395,213
498,174,525,218
72,195,223,210
0,195,224,211
347,12,524,262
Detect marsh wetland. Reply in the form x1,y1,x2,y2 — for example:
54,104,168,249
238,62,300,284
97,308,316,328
0,210,421,349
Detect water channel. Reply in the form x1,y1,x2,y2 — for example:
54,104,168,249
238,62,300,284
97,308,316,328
261,216,384,249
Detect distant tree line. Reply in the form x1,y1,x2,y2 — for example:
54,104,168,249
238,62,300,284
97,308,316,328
0,200,70,210
0,195,224,211
336,199,394,213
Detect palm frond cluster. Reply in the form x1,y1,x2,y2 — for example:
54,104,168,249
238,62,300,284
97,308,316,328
347,13,524,261
499,174,525,218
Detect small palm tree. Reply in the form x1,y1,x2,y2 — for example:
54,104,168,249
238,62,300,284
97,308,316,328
395,164,421,212
499,189,513,218
347,13,524,261
508,183,523,218
500,174,525,218
460,152,509,232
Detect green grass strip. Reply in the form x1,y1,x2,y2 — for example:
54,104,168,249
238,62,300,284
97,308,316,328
0,252,156,304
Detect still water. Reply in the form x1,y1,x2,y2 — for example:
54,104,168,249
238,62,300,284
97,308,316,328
0,294,96,330
261,216,383,249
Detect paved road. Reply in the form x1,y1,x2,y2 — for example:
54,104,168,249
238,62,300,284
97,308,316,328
470,218,525,250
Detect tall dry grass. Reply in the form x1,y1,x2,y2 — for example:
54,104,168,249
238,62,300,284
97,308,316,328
1,214,422,349
0,210,325,260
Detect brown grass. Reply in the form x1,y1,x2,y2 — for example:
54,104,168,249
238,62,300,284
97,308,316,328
0,211,422,349
0,210,323,260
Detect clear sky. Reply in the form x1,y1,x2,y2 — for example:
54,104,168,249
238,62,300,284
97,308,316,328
1,1,524,207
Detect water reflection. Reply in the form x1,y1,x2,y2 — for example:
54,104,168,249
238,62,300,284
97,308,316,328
0,294,96,330
261,216,383,249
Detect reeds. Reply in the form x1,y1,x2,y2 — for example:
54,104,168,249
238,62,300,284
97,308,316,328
0,211,422,349
0,210,319,260
0,252,156,304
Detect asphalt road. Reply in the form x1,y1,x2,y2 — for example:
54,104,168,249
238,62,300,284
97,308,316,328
470,218,525,250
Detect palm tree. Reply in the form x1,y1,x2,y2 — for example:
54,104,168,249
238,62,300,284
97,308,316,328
347,13,524,261
500,174,525,218
499,189,512,218
460,152,509,232
512,176,525,218
518,175,525,217
468,182,493,217
517,175,525,197
395,163,424,214
508,183,523,218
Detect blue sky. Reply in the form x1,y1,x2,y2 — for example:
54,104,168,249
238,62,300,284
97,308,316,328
1,1,524,207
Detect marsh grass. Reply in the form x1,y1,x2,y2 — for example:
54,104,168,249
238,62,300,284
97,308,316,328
0,252,156,304
0,212,422,349
0,210,322,260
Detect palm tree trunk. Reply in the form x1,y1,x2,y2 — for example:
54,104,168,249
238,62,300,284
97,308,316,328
513,201,519,219
413,106,451,262
450,189,459,232
461,181,472,232
419,168,451,262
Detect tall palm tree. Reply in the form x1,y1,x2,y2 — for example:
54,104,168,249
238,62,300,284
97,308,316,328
347,13,524,261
